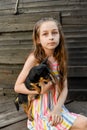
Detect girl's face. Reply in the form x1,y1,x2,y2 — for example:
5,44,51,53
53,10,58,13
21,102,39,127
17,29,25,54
38,21,60,54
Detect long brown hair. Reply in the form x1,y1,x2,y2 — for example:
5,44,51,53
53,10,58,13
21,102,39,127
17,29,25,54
32,17,67,92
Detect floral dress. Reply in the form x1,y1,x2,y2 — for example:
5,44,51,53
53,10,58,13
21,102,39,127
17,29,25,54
27,62,78,130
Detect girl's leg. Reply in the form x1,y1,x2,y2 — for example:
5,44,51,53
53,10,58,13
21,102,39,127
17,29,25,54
70,114,87,130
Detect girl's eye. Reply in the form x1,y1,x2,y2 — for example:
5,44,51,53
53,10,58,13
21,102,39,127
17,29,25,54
43,33,48,36
52,31,58,34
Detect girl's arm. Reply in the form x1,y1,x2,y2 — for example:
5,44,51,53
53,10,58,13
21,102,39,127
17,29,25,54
48,79,68,125
54,79,68,111
14,54,38,95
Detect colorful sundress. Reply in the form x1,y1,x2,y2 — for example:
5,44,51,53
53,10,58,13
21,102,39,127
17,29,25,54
27,62,78,130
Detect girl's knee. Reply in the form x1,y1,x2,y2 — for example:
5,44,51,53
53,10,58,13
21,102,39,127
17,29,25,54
78,115,87,128
82,117,87,129
71,115,87,129
83,117,87,129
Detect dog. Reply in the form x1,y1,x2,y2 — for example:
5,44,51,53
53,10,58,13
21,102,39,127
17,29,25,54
14,58,55,121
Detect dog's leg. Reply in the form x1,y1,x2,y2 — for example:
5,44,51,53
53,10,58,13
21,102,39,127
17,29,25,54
39,77,50,83
27,101,34,121
14,96,19,110
30,83,41,93
49,73,56,84
27,95,34,121
21,103,28,114
21,101,34,121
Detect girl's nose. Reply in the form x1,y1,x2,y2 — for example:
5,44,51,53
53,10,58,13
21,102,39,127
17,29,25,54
49,34,54,40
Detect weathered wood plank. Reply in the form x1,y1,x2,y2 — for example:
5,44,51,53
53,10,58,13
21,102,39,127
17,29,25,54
0,120,28,130
0,48,30,64
18,6,84,14
0,2,15,10
0,0,86,10
1,0,87,5
18,1,87,10
68,58,87,66
0,96,27,128
0,11,60,32
0,109,27,128
0,0,87,16
0,64,22,88
0,23,34,32
0,12,60,23
66,37,87,45
68,66,87,77
66,42,87,48
0,0,15,3
16,0,87,14
0,10,15,16
0,39,31,45
62,10,87,17
67,47,87,53
68,77,87,100
0,32,32,41
63,25,87,33
65,33,87,38
68,77,87,89
62,16,87,25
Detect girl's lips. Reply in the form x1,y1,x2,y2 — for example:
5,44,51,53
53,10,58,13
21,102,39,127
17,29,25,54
48,42,56,45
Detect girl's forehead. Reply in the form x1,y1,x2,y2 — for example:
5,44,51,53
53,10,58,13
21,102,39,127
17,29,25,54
40,21,58,32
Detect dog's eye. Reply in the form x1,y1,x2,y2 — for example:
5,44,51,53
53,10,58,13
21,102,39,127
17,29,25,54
44,81,48,84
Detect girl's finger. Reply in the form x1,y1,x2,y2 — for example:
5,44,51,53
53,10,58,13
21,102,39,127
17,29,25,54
50,115,58,126
59,116,63,123
53,116,60,126
49,115,52,121
52,116,62,126
49,115,55,126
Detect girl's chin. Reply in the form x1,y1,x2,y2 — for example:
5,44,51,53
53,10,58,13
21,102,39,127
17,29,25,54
48,46,57,50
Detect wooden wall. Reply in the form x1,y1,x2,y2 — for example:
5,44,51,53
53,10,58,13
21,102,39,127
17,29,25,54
0,0,87,99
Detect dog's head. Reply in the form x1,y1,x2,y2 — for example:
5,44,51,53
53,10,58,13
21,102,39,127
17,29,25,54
29,58,50,82
25,58,55,90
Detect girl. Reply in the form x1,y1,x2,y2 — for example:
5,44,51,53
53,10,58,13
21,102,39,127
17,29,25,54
14,17,87,130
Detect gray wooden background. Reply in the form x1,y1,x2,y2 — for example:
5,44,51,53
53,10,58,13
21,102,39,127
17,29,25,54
0,0,87,100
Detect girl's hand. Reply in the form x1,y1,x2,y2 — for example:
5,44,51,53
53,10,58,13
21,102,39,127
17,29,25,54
48,109,63,126
39,80,53,94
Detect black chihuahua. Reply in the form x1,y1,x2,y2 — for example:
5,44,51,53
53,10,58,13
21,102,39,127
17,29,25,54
14,58,55,121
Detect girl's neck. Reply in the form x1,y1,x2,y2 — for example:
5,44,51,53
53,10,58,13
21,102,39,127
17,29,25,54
44,48,54,56
48,55,56,64
44,48,57,63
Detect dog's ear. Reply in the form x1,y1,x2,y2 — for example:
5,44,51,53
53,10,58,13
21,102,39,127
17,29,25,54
41,57,48,65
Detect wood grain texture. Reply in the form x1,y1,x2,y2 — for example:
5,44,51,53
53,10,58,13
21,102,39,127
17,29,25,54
0,96,27,129
0,1,87,129
0,0,87,97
